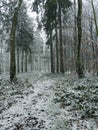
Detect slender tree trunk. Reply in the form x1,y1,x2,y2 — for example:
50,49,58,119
92,42,96,74
73,0,77,72
50,26,55,73
17,48,20,73
25,51,28,73
58,3,64,73
95,44,98,76
55,23,59,73
91,0,98,35
0,40,3,74
21,49,24,73
77,0,84,78
91,0,98,75
10,20,16,80
0,52,1,73
30,53,33,72
10,0,23,81
90,15,96,74
39,56,41,71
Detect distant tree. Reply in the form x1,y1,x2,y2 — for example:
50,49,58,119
0,0,16,72
33,0,72,73
16,4,34,73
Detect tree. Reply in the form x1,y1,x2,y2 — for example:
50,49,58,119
91,0,98,75
73,0,77,72
33,0,72,73
44,0,57,73
77,0,84,78
58,1,64,73
10,0,23,81
16,4,34,73
91,0,98,35
55,19,59,73
57,0,72,74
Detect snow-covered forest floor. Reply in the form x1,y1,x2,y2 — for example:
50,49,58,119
0,72,98,130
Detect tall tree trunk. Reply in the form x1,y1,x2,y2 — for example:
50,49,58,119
89,15,96,74
50,26,55,73
77,0,84,78
17,48,20,73
95,44,98,76
91,0,98,35
39,56,41,71
30,53,33,72
55,22,59,73
73,0,77,72
91,0,98,75
21,49,24,73
0,40,3,74
58,3,64,73
10,0,23,81
0,52,1,73
25,51,28,73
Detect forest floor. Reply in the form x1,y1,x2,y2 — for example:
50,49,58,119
0,72,98,130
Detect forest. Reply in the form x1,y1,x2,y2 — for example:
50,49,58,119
0,0,98,129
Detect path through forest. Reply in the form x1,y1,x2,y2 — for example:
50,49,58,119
0,72,98,130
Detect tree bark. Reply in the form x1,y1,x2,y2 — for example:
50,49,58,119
50,26,55,73
17,48,20,73
10,0,23,81
55,21,59,73
77,0,84,78
73,0,77,72
25,51,28,73
58,3,64,73
91,0,98,35
21,49,24,73
89,15,96,74
91,0,98,75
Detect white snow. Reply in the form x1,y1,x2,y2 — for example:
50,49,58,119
0,72,98,130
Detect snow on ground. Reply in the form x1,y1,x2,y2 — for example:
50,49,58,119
0,72,98,130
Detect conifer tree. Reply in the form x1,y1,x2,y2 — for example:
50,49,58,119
10,0,23,81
